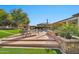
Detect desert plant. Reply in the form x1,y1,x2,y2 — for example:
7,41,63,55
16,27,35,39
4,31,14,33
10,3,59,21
57,24,79,39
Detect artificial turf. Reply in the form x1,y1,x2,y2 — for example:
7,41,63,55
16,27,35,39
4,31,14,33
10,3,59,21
0,48,61,54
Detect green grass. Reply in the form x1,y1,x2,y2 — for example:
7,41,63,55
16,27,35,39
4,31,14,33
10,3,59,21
0,29,20,38
0,48,61,54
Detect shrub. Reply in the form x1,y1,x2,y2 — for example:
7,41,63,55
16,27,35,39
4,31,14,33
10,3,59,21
57,24,79,39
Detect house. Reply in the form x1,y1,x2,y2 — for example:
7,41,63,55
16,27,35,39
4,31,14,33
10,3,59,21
48,13,79,30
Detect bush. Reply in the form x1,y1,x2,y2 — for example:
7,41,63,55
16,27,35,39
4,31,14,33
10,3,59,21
57,24,79,39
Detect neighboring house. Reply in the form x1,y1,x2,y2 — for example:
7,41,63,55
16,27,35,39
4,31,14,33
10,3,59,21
31,13,79,30
0,26,16,29
48,13,79,30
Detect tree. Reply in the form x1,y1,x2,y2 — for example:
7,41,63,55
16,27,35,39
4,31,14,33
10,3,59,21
0,9,7,26
0,8,30,30
6,13,13,26
11,9,29,28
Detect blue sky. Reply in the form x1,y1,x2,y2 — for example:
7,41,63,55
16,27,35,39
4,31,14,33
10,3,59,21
0,5,79,25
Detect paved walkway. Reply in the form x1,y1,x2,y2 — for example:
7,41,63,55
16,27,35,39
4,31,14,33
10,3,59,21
0,31,60,48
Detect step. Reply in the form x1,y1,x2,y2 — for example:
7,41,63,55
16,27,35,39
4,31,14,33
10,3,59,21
0,41,60,48
2,39,55,41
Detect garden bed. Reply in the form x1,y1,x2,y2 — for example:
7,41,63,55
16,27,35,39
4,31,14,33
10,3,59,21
56,36,79,54
47,30,79,54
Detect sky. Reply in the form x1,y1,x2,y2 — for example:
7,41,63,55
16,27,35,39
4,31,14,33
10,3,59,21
0,5,79,25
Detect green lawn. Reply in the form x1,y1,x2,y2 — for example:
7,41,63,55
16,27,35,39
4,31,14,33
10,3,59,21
0,48,61,54
0,29,20,38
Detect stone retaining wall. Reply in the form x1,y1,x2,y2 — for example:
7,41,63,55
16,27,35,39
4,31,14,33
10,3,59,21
57,36,79,54
47,30,79,54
